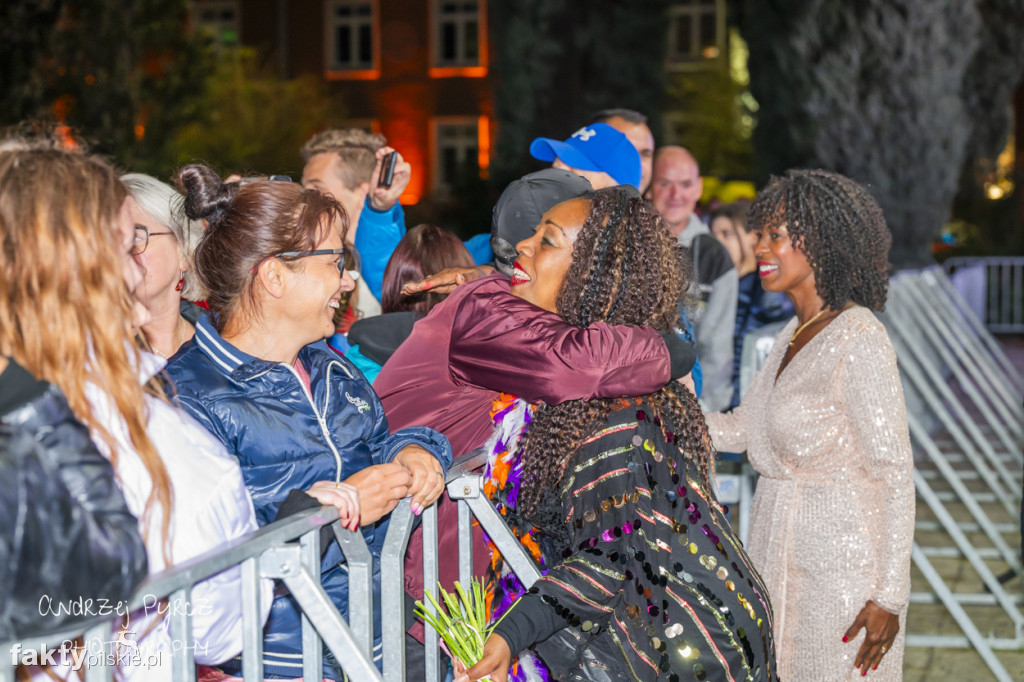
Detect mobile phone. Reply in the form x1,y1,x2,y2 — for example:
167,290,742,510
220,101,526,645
378,152,397,189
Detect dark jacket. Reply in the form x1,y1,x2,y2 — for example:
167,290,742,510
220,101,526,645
165,316,451,677
0,360,147,641
494,399,778,681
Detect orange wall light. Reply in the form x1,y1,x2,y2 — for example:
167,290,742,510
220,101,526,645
477,115,490,179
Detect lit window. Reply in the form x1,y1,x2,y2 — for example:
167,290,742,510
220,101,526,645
327,0,376,72
433,118,479,190
667,0,721,64
191,0,240,46
434,1,482,67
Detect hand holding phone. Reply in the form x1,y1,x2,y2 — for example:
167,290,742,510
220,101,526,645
378,152,397,189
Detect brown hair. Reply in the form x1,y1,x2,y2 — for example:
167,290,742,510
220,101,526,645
300,128,386,190
178,164,346,331
380,224,475,314
0,147,174,557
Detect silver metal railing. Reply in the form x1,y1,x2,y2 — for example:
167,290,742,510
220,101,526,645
944,255,1024,334
0,448,542,682
0,505,381,682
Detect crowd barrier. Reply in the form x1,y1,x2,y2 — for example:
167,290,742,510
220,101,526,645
881,266,1023,682
944,256,1024,335
0,448,544,682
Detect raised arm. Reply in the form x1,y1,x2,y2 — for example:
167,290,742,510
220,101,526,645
449,279,693,404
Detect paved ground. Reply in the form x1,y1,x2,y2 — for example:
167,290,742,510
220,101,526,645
901,335,1024,681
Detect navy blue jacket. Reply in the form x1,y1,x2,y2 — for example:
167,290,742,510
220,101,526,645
165,316,451,677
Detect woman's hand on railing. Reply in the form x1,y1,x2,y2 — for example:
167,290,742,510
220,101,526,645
393,444,447,515
454,633,511,682
305,480,361,531
344,462,412,525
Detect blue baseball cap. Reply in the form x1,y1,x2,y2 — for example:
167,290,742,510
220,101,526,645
529,122,642,189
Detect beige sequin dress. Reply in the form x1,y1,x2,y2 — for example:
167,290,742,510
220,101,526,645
704,306,914,681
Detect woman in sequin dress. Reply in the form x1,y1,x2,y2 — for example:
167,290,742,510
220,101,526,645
460,187,778,682
704,170,914,681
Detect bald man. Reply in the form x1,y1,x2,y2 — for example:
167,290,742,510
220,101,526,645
652,146,738,412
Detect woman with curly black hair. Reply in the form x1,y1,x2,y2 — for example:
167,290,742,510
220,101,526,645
704,169,914,681
460,187,778,682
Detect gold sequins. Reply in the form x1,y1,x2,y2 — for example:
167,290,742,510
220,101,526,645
584,510,596,523
665,623,684,639
614,494,626,508
699,554,717,570
716,566,728,581
601,498,612,512
688,543,698,554
725,580,736,591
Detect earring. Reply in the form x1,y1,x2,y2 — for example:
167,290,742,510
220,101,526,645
175,271,185,292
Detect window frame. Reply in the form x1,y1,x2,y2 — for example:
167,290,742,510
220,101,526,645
430,116,482,192
324,0,381,81
665,0,726,69
429,0,488,78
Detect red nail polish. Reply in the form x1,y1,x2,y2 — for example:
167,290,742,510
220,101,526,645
842,636,848,643
873,666,878,671
862,671,867,677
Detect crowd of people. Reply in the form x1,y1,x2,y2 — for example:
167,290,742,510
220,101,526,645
0,106,914,682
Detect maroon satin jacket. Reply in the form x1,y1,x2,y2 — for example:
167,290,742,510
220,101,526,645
374,273,672,643
376,273,671,453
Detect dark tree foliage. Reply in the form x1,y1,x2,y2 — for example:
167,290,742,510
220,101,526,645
961,1,1024,164
489,0,670,186
0,0,210,176
741,1,1023,267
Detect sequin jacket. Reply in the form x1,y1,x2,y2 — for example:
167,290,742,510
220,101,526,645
494,399,778,682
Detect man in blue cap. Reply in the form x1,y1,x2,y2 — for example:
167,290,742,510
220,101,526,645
529,122,641,190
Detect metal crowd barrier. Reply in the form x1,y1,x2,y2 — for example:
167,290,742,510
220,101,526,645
882,266,1023,682
0,449,542,682
944,256,1024,334
0,505,381,682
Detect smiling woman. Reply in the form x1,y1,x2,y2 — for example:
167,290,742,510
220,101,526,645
508,198,590,312
164,163,452,679
704,169,913,682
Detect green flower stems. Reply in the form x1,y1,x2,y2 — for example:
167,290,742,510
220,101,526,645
414,578,509,681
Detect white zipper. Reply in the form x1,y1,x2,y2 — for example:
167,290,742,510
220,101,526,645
281,362,344,482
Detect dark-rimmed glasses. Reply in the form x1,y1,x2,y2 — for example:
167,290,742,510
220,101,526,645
131,224,176,255
250,248,346,275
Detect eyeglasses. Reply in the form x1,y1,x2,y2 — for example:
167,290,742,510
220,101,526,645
251,248,346,275
131,224,176,255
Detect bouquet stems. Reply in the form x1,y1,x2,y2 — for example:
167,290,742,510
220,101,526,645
414,578,503,681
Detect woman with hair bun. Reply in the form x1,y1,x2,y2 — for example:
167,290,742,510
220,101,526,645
165,163,452,679
704,169,914,680
461,187,777,682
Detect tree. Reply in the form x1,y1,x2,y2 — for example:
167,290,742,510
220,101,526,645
489,0,670,185
0,0,212,176
741,1,1021,267
171,48,342,177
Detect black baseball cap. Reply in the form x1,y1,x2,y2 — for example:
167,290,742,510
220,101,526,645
490,169,593,275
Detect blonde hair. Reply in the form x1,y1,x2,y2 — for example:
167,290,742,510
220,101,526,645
0,148,174,559
300,128,386,189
